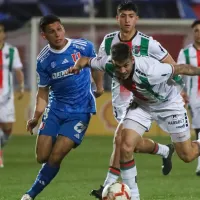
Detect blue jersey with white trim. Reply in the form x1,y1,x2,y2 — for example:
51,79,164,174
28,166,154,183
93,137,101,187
37,38,96,114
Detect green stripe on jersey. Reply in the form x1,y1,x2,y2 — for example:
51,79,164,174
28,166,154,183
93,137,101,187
140,37,149,56
8,47,14,95
105,37,114,55
183,48,190,64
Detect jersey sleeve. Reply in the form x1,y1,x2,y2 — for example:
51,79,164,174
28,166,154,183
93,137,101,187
177,49,186,64
143,58,173,85
98,37,107,57
13,47,23,69
148,37,168,61
36,61,50,87
90,56,109,71
83,40,96,58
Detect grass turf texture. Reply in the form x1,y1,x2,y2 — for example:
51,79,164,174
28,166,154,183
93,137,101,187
0,135,199,200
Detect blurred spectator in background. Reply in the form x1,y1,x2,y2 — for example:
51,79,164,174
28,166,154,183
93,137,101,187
177,20,200,176
0,23,24,168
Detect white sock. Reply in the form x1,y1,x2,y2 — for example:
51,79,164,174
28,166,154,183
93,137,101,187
103,167,120,187
154,143,169,158
120,160,140,199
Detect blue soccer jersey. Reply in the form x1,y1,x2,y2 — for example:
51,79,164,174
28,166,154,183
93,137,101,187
36,38,96,114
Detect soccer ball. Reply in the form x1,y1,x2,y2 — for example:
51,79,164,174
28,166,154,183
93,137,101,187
102,182,131,200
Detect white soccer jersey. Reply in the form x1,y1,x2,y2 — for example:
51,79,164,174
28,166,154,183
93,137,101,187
177,44,200,105
91,55,181,111
0,43,22,103
98,31,168,121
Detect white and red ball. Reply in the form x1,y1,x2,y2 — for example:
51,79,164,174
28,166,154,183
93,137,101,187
102,182,131,200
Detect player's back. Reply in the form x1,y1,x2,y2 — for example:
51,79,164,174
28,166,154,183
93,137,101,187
37,38,96,113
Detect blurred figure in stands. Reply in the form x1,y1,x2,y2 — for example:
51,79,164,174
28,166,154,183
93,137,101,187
0,23,24,167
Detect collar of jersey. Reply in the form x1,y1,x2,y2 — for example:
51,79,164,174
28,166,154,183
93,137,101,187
48,38,71,54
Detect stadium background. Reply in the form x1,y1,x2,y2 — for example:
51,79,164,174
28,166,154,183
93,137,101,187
1,1,200,200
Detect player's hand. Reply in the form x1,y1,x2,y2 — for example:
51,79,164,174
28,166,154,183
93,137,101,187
93,89,104,98
68,65,82,75
18,88,24,100
181,91,189,105
26,118,38,135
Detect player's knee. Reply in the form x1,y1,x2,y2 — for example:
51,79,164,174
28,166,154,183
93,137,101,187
120,141,134,157
48,152,63,166
36,154,48,164
178,152,193,163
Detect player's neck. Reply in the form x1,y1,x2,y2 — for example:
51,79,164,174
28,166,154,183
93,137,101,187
119,29,137,41
0,42,4,50
194,42,200,51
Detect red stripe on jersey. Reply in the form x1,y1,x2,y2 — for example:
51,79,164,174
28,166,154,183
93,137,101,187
197,50,200,95
0,50,3,89
119,41,132,94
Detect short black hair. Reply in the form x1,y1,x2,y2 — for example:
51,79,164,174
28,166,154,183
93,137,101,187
111,42,132,62
117,0,138,15
191,20,200,29
39,14,61,32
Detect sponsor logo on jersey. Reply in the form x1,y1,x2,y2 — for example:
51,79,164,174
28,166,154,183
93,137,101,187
52,69,73,79
62,58,69,64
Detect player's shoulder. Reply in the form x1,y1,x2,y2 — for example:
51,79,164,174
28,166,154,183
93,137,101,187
104,31,119,39
37,45,51,65
71,38,93,47
182,43,193,51
137,31,152,40
4,42,17,50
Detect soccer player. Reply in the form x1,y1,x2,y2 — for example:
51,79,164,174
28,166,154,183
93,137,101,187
21,15,96,200
89,1,177,199
0,23,24,168
69,42,200,199
177,20,200,175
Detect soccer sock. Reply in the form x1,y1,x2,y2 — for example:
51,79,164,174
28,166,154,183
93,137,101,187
120,159,140,199
0,128,11,147
103,167,120,187
151,143,169,158
27,163,60,199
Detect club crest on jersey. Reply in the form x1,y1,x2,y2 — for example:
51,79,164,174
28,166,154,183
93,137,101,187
132,45,141,55
51,61,56,68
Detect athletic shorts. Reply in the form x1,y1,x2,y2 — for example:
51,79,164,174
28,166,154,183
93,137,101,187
38,107,91,146
124,101,191,143
0,97,15,123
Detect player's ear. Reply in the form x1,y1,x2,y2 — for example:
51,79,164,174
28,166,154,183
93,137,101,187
41,31,46,40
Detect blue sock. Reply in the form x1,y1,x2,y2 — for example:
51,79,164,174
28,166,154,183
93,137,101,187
26,163,60,199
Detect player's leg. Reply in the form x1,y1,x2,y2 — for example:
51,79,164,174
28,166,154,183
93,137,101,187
194,129,200,175
0,99,15,168
158,110,200,163
22,113,91,200
21,109,59,200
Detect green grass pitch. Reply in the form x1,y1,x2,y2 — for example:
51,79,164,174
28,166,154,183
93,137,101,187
0,135,199,200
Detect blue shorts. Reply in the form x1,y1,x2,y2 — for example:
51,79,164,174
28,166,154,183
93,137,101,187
38,107,91,146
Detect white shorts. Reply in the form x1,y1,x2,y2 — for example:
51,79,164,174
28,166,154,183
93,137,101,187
124,101,191,143
188,104,200,129
0,98,15,123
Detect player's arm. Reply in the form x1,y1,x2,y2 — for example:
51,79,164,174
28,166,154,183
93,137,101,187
13,47,25,99
91,69,104,98
69,56,107,74
27,62,50,134
173,64,200,76
15,68,24,99
33,86,49,120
